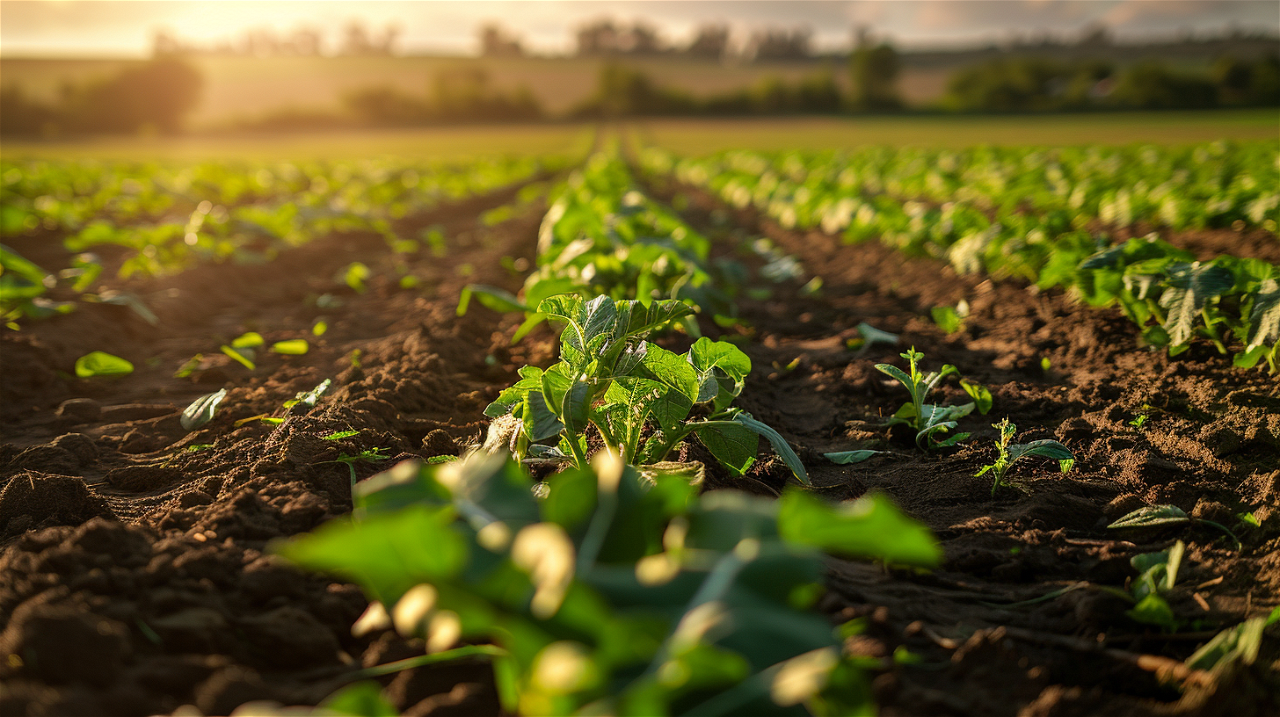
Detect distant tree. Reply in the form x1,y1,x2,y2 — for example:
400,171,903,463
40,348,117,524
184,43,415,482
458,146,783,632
63,58,204,134
577,19,623,56
1110,61,1217,109
479,23,524,58
1213,54,1280,106
749,28,811,61
849,43,901,110
0,86,58,136
685,24,729,60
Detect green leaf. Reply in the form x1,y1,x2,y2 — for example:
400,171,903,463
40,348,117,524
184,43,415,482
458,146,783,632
777,490,940,566
1126,593,1178,630
1007,439,1073,465
733,413,808,485
220,345,255,370
855,321,899,350
823,450,880,465
1245,279,1280,351
288,378,332,410
960,380,992,415
1186,615,1271,673
522,391,564,442
875,363,915,400
457,284,529,317
271,339,309,355
344,262,370,293
231,331,264,348
931,306,963,334
1107,504,1190,530
276,504,467,604
619,298,695,338
694,422,758,476
317,681,398,717
485,367,543,418
640,343,701,402
181,388,227,431
1159,263,1235,346
74,351,133,378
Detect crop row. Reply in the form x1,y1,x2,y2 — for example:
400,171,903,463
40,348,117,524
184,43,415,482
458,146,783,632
0,155,558,328
641,142,1280,370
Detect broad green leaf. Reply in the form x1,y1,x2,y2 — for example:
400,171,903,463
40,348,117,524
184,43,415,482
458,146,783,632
523,391,564,442
875,363,915,398
1107,504,1190,529
777,491,940,566
694,422,758,476
619,299,695,338
457,284,529,317
1246,279,1280,351
271,339,309,355
74,351,133,378
823,450,880,464
1126,593,1177,630
640,343,701,402
485,367,544,418
733,413,808,485
1159,262,1235,346
181,388,227,431
1007,439,1073,464
276,504,467,604
561,378,593,436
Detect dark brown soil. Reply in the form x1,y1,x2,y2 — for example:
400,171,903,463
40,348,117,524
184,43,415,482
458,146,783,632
1,165,1277,717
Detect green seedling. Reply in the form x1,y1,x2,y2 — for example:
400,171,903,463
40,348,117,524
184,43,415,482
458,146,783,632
279,450,940,717
220,344,255,370
1185,607,1280,674
1125,540,1184,631
181,388,227,431
74,351,133,378
311,320,327,336
876,347,974,450
173,353,203,378
931,305,964,334
271,339,308,355
343,262,370,293
231,331,264,349
485,294,807,483
824,449,881,465
1108,504,1242,550
324,447,392,493
846,321,898,355
975,418,1074,495
322,429,361,441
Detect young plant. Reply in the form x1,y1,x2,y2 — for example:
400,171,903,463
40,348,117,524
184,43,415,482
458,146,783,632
486,294,808,483
1107,504,1242,550
279,450,941,717
1125,540,1185,631
975,418,1074,495
876,347,974,449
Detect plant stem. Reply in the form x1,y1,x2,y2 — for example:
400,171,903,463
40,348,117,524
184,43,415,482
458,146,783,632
350,645,507,679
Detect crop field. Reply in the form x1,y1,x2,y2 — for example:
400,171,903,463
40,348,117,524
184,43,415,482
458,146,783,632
0,119,1278,717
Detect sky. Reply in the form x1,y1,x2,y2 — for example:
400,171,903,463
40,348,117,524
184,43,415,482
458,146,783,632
1,0,1277,57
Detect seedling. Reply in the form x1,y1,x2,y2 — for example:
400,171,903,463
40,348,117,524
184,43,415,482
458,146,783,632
279,451,940,716
486,294,808,483
1125,540,1184,631
324,447,392,493
876,347,974,449
975,418,1074,495
181,389,228,431
1107,504,1242,550
74,351,133,378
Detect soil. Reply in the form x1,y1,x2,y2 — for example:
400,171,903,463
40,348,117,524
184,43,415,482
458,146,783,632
2,165,1278,717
